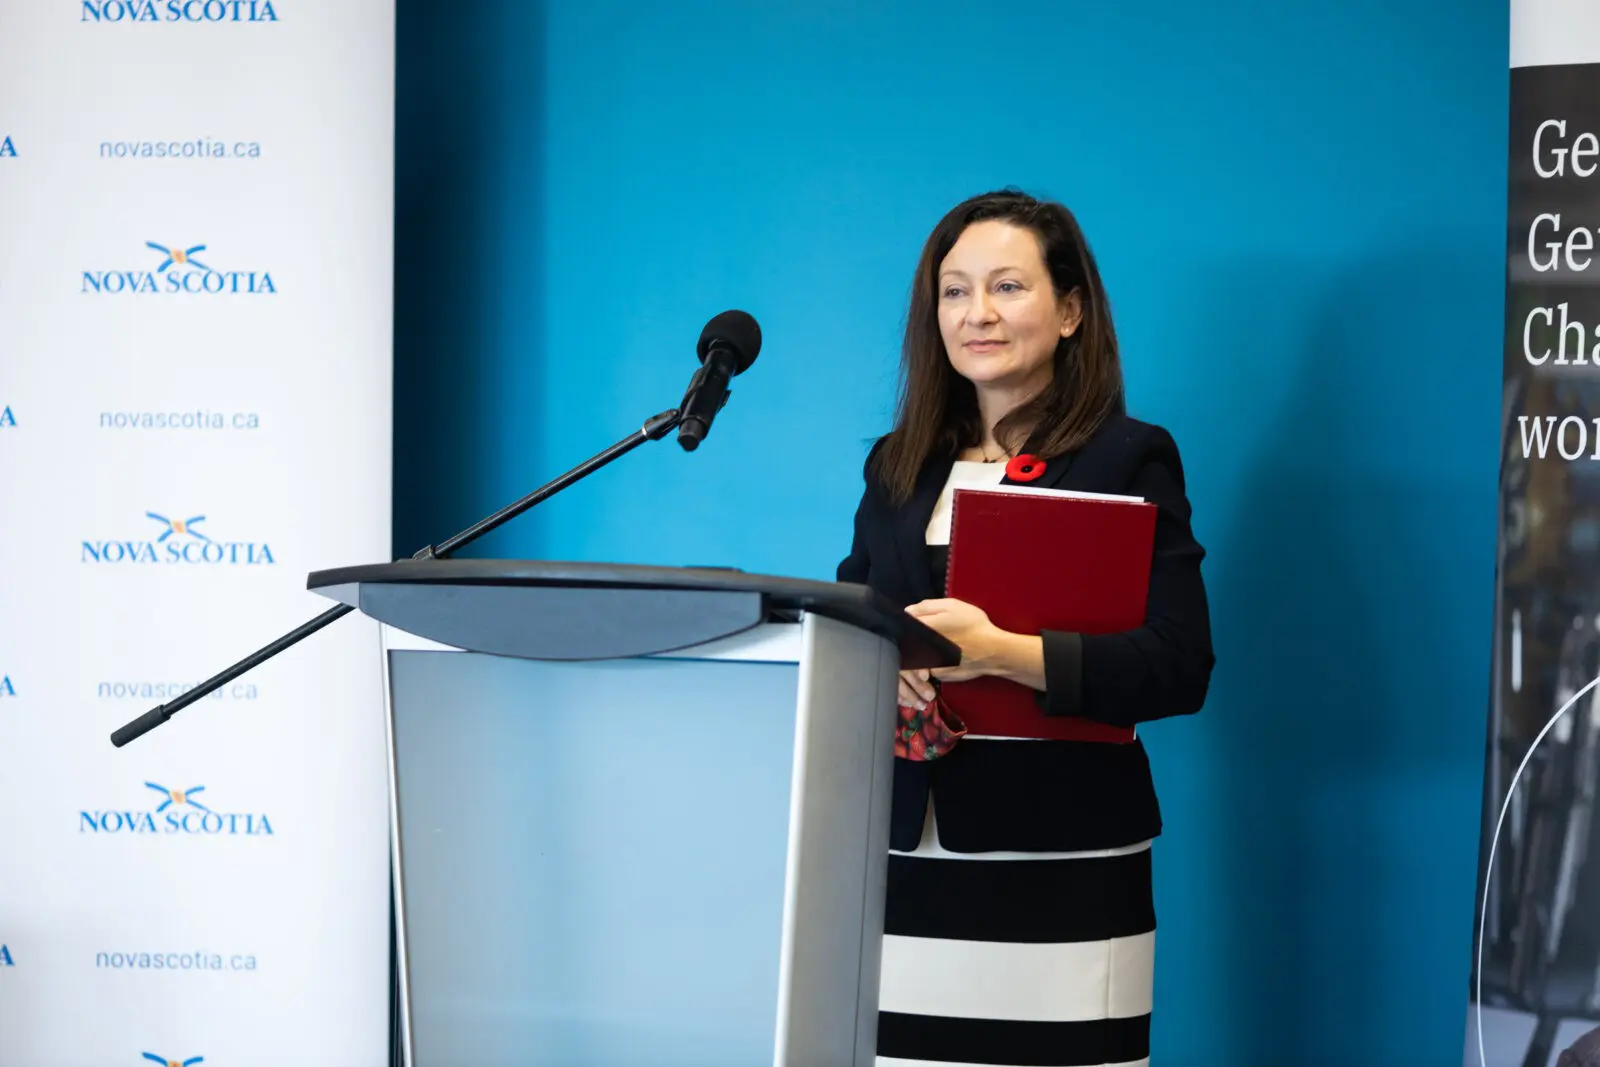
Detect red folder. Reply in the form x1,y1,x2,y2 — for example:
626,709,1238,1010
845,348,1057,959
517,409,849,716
939,487,1156,743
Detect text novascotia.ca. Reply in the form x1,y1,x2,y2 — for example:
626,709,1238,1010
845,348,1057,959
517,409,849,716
99,680,257,701
101,411,260,430
82,1,278,21
97,950,257,971
102,139,260,160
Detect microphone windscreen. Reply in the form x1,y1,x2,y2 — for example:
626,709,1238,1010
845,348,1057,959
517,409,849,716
697,310,761,373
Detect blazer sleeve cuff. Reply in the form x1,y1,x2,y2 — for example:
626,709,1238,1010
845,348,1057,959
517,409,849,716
1039,629,1083,718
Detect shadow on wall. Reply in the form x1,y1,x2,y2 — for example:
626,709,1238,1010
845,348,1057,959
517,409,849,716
393,1,547,560
1178,243,1493,1065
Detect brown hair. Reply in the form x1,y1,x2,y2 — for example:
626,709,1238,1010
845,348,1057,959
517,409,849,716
871,189,1125,504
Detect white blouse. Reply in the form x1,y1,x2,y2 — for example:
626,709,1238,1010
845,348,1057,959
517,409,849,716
924,460,1007,546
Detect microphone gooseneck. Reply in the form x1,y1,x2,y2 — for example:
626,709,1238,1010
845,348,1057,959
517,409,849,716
111,309,752,747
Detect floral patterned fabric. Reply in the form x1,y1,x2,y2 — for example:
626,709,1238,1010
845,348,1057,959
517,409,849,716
895,693,967,761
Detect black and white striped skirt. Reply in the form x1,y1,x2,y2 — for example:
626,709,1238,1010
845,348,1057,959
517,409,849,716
876,800,1155,1067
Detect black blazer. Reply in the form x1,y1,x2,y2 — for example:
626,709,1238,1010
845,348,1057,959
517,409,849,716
837,413,1215,853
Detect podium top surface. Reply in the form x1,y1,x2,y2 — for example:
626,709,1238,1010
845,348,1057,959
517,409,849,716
307,559,960,667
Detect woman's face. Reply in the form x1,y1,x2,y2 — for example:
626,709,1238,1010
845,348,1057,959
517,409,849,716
936,220,1081,398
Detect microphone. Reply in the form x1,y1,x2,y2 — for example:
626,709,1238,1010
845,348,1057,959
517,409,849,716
677,310,761,451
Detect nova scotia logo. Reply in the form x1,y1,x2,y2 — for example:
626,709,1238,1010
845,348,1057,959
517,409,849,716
82,511,275,565
81,781,274,836
82,240,275,295
83,0,277,21
148,511,207,542
0,136,15,158
143,1054,203,1066
148,242,209,271
149,782,210,814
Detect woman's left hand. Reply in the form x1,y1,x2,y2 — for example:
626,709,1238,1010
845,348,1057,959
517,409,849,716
904,598,1004,682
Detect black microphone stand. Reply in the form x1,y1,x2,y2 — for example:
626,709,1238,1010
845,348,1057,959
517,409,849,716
110,407,685,748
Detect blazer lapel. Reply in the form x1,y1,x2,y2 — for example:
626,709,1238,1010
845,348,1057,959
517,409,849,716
999,448,1075,491
893,454,953,604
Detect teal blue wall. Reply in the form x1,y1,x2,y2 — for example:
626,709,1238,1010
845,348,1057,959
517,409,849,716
396,2,1507,1062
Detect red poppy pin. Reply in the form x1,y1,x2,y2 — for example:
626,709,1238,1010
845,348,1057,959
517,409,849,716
1006,453,1047,482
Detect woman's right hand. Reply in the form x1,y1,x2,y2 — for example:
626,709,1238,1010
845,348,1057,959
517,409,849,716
899,669,937,710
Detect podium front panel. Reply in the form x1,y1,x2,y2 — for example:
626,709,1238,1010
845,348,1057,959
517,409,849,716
380,617,898,1066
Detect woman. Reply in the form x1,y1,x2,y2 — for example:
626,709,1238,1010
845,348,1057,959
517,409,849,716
837,189,1214,1067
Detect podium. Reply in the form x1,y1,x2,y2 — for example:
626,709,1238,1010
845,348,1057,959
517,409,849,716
307,559,958,1067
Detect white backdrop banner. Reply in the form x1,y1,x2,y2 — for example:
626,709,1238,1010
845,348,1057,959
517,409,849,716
0,2,395,1064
